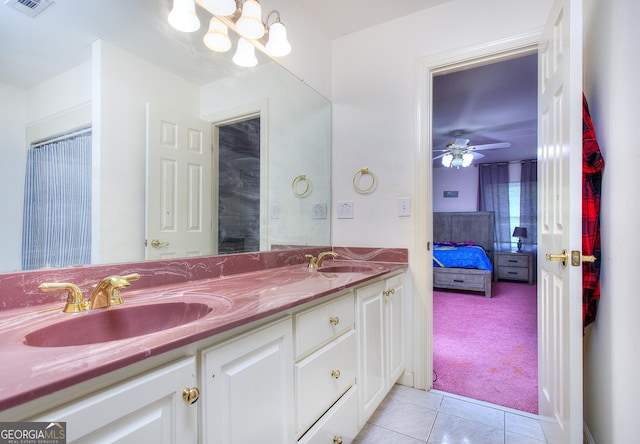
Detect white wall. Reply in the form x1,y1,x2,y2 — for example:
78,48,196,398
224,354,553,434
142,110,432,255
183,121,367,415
432,167,478,212
582,0,640,442
331,0,553,381
0,84,27,271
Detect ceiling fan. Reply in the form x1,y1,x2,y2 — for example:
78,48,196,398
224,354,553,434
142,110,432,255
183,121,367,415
433,137,511,168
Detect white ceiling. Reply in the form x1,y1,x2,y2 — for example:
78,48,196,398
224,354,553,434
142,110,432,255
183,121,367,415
1,0,537,164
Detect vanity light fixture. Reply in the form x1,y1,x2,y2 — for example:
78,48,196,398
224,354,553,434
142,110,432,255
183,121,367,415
168,0,292,64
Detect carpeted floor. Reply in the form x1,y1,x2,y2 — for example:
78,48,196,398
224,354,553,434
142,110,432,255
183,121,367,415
433,281,538,414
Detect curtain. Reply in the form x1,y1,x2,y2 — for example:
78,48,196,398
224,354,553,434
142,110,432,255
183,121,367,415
478,163,511,251
22,130,92,270
519,159,538,252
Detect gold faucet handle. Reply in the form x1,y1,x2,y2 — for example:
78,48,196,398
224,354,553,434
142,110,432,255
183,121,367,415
109,273,141,305
38,282,89,313
305,254,318,269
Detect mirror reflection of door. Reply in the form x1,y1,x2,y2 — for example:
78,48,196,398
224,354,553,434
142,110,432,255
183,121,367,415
216,116,261,254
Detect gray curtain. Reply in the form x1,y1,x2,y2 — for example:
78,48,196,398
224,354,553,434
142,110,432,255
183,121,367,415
22,130,92,270
478,163,511,251
519,159,537,252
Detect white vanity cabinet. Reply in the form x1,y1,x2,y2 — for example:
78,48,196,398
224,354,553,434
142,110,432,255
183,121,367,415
356,272,405,426
200,316,294,444
32,357,199,443
294,291,359,443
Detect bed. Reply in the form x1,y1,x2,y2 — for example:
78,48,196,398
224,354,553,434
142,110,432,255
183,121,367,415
432,211,494,297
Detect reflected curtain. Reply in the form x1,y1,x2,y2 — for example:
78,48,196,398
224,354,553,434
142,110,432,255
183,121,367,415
520,160,537,252
22,130,92,270
478,163,511,251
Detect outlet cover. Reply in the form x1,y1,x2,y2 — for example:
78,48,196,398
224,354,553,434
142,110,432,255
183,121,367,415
337,200,354,219
312,202,327,219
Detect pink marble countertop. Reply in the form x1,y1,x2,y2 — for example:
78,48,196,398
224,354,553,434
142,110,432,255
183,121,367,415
0,259,406,412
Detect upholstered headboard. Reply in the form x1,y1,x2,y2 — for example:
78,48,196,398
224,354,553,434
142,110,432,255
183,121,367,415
433,211,495,256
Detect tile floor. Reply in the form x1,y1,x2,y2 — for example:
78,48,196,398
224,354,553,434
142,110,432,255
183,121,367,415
354,385,548,444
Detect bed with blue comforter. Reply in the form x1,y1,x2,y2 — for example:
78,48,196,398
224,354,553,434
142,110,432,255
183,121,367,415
433,242,493,272
433,212,495,297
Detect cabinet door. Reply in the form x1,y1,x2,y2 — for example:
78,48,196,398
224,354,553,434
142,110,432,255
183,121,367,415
356,280,386,426
33,358,198,444
385,273,405,385
201,317,294,444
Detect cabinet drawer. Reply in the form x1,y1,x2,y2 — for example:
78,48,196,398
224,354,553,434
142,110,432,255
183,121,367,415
298,386,358,444
498,267,529,280
497,254,528,268
295,329,356,436
295,292,354,358
434,271,486,288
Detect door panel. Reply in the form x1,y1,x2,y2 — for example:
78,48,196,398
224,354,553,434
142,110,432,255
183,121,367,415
537,0,583,441
146,104,212,260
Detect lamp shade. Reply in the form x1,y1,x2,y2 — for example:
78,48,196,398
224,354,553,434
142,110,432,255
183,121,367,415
236,0,265,39
442,153,453,168
512,226,528,238
233,37,258,67
265,21,291,57
168,0,200,32
461,152,473,167
203,17,232,52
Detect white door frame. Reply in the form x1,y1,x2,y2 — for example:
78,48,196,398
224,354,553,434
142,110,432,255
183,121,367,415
412,31,541,391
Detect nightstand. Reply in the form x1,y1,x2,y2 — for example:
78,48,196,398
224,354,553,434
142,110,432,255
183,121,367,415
494,251,534,285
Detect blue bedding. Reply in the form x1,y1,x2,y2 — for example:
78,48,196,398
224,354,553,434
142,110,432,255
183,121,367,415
432,243,493,271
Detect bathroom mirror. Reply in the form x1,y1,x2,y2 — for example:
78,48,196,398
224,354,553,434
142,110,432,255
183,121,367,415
0,0,331,273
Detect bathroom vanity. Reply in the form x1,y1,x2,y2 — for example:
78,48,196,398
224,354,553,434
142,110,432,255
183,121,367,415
0,247,407,443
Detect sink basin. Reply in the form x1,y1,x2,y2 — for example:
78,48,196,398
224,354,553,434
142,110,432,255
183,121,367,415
318,265,375,273
24,302,217,347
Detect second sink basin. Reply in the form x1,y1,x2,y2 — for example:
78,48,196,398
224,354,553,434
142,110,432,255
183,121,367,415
318,265,375,273
24,301,218,347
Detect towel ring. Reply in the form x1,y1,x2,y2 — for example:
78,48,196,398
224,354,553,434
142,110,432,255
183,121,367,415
353,167,376,194
292,174,312,198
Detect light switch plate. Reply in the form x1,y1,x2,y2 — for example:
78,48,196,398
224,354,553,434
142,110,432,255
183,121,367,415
398,197,411,217
312,202,327,219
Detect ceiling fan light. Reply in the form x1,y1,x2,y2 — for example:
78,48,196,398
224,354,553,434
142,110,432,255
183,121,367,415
451,154,463,168
168,0,200,33
203,17,232,52
462,152,474,167
233,37,258,67
265,21,291,57
442,153,453,168
236,0,265,39
201,0,237,16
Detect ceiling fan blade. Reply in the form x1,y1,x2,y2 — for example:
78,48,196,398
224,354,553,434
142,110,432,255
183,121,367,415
471,152,485,160
471,142,511,151
432,152,447,160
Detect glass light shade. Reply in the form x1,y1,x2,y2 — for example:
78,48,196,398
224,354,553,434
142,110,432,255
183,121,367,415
236,0,265,39
168,0,200,32
233,38,258,67
201,0,236,16
462,152,474,167
451,155,463,168
265,21,291,57
203,17,232,52
442,153,453,168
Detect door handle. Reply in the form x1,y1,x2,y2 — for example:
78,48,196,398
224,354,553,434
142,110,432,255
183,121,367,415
545,249,567,266
150,239,169,248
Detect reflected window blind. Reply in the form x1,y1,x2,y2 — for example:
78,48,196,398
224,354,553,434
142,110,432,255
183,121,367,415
22,129,92,270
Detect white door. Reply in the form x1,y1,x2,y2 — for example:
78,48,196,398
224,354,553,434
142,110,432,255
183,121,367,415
146,104,212,260
537,0,583,441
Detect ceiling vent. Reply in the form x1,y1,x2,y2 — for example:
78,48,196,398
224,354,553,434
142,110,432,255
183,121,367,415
4,0,54,17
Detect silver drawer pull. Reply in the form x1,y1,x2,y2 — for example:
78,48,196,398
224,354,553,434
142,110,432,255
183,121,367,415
329,316,340,326
453,279,464,283
330,369,341,379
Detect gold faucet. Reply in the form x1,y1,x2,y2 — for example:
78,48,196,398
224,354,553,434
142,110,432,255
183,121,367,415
38,282,89,313
305,251,339,269
89,273,140,309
